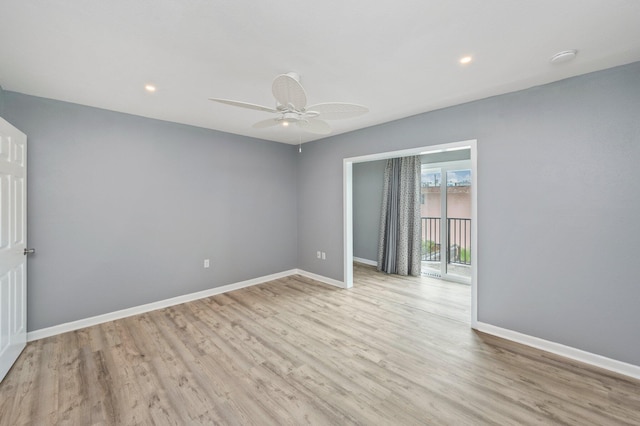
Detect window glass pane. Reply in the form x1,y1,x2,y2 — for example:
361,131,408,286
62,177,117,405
446,169,471,279
421,168,441,277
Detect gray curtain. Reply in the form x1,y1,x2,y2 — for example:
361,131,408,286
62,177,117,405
377,156,422,276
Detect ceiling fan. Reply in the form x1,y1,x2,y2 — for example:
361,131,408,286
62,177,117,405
209,72,368,135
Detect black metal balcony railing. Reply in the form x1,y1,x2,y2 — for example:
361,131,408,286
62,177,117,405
421,217,471,266
448,217,471,265
421,217,441,261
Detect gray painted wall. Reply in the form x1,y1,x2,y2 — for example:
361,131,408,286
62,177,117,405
352,150,472,262
2,93,298,331
352,160,385,262
0,86,5,116
422,150,471,165
297,62,640,365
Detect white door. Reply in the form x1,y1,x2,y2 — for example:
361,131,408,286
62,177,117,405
0,117,27,382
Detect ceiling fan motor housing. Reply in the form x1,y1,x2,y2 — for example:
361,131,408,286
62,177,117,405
281,112,301,123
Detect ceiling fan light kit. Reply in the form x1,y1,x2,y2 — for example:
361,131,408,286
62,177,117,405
210,72,368,135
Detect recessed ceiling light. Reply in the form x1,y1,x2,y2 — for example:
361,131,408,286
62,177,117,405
144,84,157,93
550,50,578,64
459,56,473,65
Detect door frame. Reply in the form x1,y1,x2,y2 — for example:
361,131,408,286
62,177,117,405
343,139,478,327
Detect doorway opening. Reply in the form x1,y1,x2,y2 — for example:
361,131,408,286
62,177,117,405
343,139,477,326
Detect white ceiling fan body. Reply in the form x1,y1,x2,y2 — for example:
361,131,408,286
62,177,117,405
210,72,368,135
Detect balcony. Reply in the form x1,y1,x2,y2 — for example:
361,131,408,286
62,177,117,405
421,217,471,279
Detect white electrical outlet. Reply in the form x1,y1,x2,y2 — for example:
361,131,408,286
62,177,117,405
317,251,321,259
204,259,210,268
321,252,326,260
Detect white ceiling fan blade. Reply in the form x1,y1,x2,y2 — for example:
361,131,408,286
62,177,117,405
272,73,307,110
298,119,331,135
209,98,278,113
306,102,369,120
252,118,281,129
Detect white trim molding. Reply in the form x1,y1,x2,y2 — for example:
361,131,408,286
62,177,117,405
343,160,354,289
28,269,347,342
295,269,347,289
28,267,639,381
353,257,377,267
475,322,640,381
27,269,299,342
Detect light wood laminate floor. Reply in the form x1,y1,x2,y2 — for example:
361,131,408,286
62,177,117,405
1,263,639,425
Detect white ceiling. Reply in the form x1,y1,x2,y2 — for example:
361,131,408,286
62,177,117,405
1,1,639,145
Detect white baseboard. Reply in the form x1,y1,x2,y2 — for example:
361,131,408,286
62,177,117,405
475,322,640,381
35,269,637,382
27,269,299,342
353,257,377,266
295,269,347,288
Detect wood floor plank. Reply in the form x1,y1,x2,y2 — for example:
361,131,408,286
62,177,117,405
1,264,639,425
2,340,42,425
31,336,62,424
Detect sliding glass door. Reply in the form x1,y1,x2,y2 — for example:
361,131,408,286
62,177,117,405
421,161,472,283
421,169,442,277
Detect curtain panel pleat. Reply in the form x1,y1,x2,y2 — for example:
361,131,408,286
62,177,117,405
377,156,421,276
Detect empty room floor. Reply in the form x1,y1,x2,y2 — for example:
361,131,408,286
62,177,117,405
1,263,639,425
